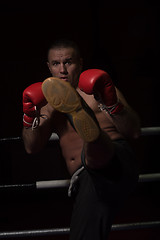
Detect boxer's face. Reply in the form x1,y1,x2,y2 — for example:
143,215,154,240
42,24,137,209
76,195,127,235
47,47,82,89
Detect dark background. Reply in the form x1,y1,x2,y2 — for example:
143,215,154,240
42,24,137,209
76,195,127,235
0,0,160,138
0,1,160,240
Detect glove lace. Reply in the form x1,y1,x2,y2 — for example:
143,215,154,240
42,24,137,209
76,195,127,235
31,114,48,130
23,105,48,130
98,102,120,116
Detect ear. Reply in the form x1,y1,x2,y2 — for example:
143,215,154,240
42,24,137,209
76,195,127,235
47,62,51,73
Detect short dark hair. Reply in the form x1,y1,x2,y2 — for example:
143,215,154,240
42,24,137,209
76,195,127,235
47,39,81,60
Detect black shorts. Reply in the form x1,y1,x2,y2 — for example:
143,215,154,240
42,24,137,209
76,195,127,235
69,139,139,240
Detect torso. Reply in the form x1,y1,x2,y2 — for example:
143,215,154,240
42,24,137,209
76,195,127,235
52,89,124,175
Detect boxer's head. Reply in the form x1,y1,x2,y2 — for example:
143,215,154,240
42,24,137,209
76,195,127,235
47,39,83,89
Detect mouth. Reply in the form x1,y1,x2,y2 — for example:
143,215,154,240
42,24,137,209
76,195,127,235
60,76,69,81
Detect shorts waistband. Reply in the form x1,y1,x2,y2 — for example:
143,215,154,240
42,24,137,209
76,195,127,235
68,166,84,197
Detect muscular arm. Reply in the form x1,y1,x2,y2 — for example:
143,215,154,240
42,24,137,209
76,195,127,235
79,69,141,140
22,104,55,154
106,88,141,139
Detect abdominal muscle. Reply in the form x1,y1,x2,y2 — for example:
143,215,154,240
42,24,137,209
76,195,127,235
58,118,123,176
59,126,84,175
55,91,124,176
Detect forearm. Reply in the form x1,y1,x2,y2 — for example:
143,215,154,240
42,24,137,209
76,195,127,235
97,87,141,139
22,119,52,154
79,69,141,139
108,106,141,139
107,88,141,139
22,104,55,154
22,122,51,154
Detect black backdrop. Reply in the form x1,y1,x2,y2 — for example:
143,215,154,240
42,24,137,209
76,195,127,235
0,1,160,239
0,0,159,138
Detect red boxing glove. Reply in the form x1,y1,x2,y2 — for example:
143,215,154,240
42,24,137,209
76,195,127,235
79,69,124,115
23,82,47,128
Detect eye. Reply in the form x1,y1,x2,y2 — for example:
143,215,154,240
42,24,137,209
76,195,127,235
66,61,72,65
64,59,72,65
52,61,59,66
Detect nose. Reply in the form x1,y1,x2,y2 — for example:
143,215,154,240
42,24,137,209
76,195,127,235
60,63,68,74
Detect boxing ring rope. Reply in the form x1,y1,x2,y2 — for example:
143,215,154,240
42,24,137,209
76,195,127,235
0,221,160,239
0,126,160,191
0,126,160,238
140,126,160,136
1,126,160,143
0,172,160,191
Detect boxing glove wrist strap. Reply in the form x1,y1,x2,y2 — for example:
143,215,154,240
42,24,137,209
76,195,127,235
98,101,124,116
23,113,48,130
23,114,39,129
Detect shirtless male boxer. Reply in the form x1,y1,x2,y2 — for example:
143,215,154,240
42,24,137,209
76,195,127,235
22,39,141,240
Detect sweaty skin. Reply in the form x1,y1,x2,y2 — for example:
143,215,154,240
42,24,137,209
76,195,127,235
47,90,125,174
23,47,141,175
